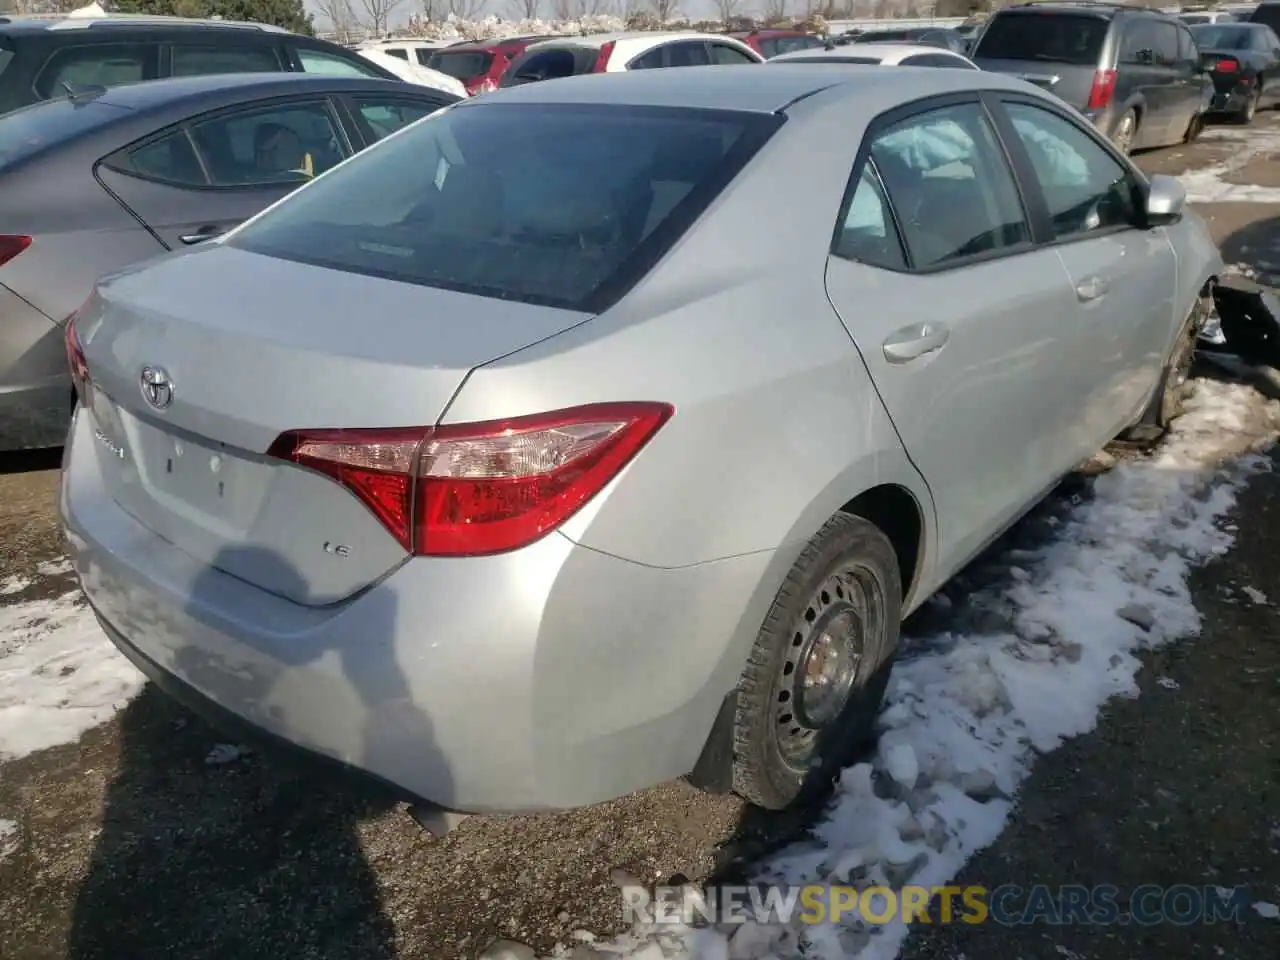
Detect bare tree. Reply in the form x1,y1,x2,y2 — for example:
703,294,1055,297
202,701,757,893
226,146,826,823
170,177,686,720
646,0,678,23
447,0,485,18
315,0,359,38
552,0,574,19
713,0,740,24
420,0,444,20
762,0,789,21
355,0,405,35
507,0,540,16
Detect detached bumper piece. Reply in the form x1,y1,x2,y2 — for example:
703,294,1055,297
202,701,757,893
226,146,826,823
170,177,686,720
1199,276,1280,400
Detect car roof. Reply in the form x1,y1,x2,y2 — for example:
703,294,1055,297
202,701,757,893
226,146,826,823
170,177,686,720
775,43,971,62
477,62,1021,113
0,13,290,35
993,1,1152,16
86,72,425,111
729,29,814,38
526,30,719,49
439,34,556,50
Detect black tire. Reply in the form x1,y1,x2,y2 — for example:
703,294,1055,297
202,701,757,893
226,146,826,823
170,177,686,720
1123,296,1204,443
1238,87,1260,124
731,513,902,810
1183,111,1204,144
1112,108,1138,155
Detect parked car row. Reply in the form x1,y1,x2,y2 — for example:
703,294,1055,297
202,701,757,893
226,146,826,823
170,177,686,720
56,60,1222,824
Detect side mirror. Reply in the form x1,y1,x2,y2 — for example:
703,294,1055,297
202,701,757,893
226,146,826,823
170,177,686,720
1143,174,1186,225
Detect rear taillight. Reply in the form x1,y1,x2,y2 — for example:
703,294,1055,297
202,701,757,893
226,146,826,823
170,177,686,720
1215,57,1240,73
1086,68,1117,110
64,310,91,405
268,402,674,557
592,40,615,72
0,234,31,269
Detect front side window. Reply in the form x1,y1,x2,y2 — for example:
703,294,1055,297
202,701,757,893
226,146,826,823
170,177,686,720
1004,101,1136,239
171,45,281,77
867,102,1030,269
353,97,440,142
228,103,776,310
188,101,348,187
1151,21,1180,66
666,41,711,67
1176,25,1199,61
35,43,155,98
296,46,381,78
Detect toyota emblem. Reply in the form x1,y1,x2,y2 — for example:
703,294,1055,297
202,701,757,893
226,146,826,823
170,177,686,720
140,365,174,411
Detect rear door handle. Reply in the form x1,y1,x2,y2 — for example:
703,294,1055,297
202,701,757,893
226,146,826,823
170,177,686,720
882,323,950,363
1076,276,1109,302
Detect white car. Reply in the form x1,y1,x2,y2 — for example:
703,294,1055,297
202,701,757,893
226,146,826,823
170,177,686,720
357,38,447,66
498,31,764,88
771,42,979,70
355,47,469,99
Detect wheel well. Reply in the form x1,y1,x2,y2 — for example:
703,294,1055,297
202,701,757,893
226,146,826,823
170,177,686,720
840,485,923,601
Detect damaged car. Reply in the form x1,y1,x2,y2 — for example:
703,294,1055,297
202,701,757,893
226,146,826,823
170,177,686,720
61,66,1221,822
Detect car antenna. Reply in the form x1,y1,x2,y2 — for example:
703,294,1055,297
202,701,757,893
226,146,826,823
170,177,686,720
62,80,108,104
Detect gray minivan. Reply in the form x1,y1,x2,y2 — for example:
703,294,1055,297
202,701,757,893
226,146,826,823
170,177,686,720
972,2,1214,153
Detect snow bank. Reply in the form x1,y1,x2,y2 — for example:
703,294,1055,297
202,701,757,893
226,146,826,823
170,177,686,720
568,377,1280,960
0,586,142,760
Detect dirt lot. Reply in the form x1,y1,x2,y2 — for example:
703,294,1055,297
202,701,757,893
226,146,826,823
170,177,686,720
2,117,1280,960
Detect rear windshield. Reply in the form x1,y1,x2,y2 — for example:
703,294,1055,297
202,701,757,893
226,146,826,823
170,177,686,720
0,96,128,173
426,50,493,80
229,103,780,312
759,35,824,57
789,55,883,65
1191,24,1257,49
1252,5,1280,31
974,13,1109,64
500,48,583,87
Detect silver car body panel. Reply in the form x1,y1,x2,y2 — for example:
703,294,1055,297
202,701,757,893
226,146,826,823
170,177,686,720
62,65,1224,813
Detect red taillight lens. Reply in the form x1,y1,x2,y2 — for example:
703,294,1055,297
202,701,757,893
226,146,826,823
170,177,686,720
0,234,31,269
592,40,615,72
64,311,91,404
1087,68,1117,110
269,402,674,557
1216,58,1239,73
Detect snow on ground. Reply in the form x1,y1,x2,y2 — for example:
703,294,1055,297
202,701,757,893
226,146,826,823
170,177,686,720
562,377,1280,960
0,588,142,761
1179,126,1280,203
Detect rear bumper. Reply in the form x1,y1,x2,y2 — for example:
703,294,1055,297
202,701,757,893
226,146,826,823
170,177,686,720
60,407,776,813
1209,82,1254,113
0,283,70,451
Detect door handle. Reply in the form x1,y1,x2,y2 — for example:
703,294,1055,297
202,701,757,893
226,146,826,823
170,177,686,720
882,323,950,363
179,226,223,245
1076,276,1109,302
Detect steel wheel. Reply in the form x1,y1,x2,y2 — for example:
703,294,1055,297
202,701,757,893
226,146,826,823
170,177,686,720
730,513,903,810
776,563,888,772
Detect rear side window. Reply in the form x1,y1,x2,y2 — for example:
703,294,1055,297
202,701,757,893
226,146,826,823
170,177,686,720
353,96,441,142
708,43,759,65
0,97,127,172
34,43,157,98
427,50,493,80
384,48,409,60
171,45,282,77
502,49,581,86
974,14,1109,64
228,103,780,311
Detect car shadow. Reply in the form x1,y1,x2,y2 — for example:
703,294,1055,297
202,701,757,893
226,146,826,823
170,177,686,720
67,545,447,959
1218,213,1280,287
0,446,62,476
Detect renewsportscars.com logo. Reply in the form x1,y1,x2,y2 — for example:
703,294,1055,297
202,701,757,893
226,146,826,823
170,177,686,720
621,883,1256,927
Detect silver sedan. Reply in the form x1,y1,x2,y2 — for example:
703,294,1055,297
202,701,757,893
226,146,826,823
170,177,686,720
61,64,1220,818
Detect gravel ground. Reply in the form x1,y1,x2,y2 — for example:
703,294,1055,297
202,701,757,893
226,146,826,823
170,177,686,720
2,116,1280,960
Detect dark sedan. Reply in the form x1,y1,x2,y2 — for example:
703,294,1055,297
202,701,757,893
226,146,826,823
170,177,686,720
0,72,459,452
1191,21,1280,120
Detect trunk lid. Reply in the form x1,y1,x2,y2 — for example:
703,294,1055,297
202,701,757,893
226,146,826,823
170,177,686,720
79,243,591,605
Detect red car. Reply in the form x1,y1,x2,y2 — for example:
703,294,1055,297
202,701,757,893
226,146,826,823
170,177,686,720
425,35,558,95
729,29,826,59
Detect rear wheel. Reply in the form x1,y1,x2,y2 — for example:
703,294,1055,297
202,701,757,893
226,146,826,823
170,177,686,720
1112,109,1137,155
1238,86,1260,124
731,513,902,811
